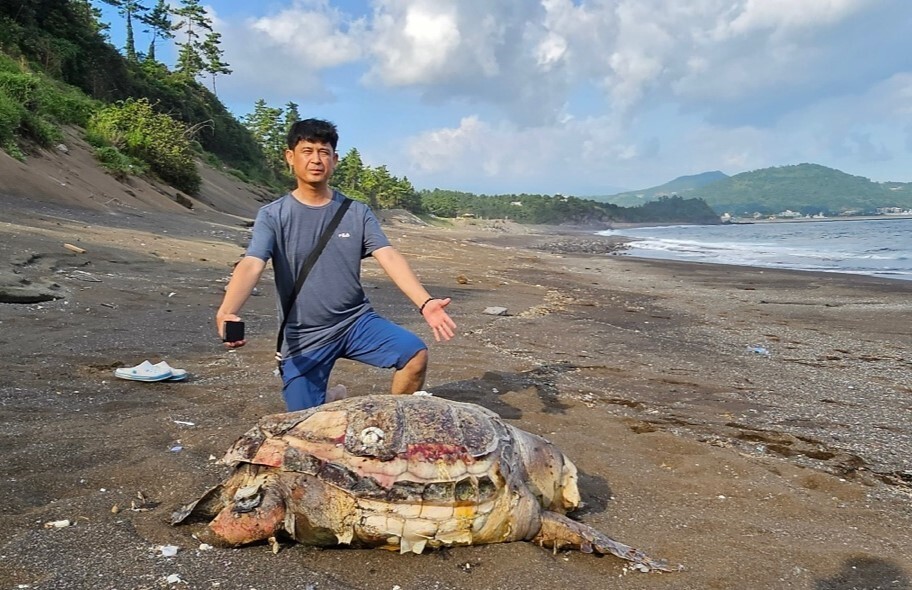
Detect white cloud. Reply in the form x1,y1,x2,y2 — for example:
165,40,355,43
368,3,462,85
248,4,364,69
215,0,889,127
401,114,664,193
212,0,365,108
200,0,911,189
716,0,871,38
535,32,568,70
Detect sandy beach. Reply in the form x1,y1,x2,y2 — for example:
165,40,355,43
1,146,912,589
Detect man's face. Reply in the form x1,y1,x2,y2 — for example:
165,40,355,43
285,140,338,185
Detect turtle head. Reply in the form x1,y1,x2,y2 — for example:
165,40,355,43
202,473,287,547
514,429,580,513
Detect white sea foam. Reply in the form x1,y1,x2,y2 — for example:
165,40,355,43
599,218,912,281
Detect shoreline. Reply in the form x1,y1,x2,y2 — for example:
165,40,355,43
731,214,912,224
617,252,912,282
584,216,912,283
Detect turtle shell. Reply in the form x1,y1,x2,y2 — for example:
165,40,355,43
221,395,517,504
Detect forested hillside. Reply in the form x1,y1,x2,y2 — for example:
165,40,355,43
689,164,912,216
0,0,271,193
420,189,719,225
594,163,912,217
591,171,729,207
0,0,721,226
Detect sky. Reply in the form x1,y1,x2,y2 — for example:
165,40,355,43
97,0,912,196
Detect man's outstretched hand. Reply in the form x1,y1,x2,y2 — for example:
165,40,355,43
421,297,456,342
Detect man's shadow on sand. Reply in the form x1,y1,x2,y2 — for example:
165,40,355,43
815,557,909,590
433,362,579,418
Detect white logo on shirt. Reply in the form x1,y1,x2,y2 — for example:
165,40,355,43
337,232,351,238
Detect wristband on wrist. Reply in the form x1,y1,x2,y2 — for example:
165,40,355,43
418,297,439,314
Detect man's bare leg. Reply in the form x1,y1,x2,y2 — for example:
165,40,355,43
391,349,428,394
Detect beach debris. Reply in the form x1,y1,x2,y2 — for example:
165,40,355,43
455,274,470,284
533,237,630,256
67,270,101,282
131,491,158,512
325,384,348,403
111,504,120,514
169,444,184,453
483,306,508,316
173,420,196,427
43,519,73,529
164,573,184,585
268,535,281,554
157,544,179,557
748,345,771,357
63,243,86,254
172,395,677,572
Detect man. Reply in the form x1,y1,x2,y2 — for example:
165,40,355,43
215,118,456,411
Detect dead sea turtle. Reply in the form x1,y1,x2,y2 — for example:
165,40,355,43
172,395,674,571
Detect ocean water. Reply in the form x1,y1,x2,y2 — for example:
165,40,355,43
598,217,912,281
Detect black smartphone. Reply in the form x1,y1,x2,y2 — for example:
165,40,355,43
223,320,245,342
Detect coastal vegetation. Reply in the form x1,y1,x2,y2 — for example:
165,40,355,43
0,0,274,191
418,189,718,225
87,97,199,193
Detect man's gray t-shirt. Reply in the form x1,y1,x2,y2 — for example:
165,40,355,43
245,191,390,358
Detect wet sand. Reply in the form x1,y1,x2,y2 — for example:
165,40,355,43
1,190,911,589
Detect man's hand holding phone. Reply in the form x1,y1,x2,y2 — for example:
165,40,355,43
218,314,246,349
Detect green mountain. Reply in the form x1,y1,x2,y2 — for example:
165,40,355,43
689,164,912,216
588,171,729,207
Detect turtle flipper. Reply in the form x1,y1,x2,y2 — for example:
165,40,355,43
170,484,227,525
532,511,680,572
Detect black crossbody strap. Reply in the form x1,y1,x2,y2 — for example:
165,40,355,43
275,197,352,361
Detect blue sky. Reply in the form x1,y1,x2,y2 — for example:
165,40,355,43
97,0,912,196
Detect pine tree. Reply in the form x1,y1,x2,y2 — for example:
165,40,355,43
100,0,149,62
201,31,231,95
283,101,301,136
144,0,173,63
172,0,211,77
332,148,366,201
243,99,285,170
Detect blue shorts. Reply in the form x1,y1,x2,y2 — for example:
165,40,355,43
280,311,426,411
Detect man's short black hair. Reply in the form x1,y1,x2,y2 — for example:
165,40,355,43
286,118,338,151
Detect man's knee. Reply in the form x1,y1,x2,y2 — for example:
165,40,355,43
403,348,428,373
391,348,428,395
